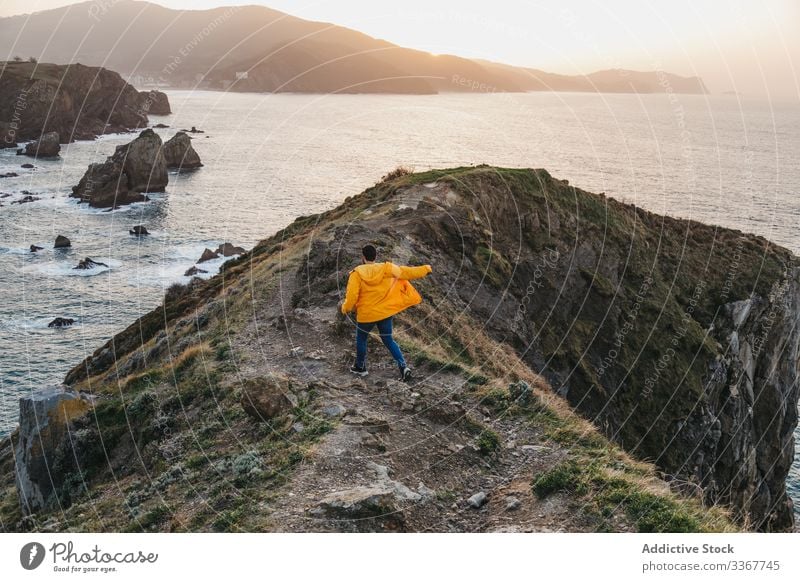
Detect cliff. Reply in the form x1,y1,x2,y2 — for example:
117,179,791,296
0,61,164,147
1,166,796,532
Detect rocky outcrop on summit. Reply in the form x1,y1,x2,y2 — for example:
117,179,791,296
163,132,203,170
71,129,167,208
138,90,171,115
23,132,60,158
1,167,794,534
0,62,147,147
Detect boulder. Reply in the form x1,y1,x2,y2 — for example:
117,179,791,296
216,242,245,256
129,225,149,236
153,123,170,129
313,486,397,519
467,492,487,508
0,172,18,178
198,248,219,263
162,132,203,170
30,245,43,252
24,132,61,158
14,385,93,515
138,90,171,115
53,235,71,248
48,317,75,328
239,376,298,421
21,163,34,169
74,257,109,270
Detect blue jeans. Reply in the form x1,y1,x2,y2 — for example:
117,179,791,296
355,317,406,370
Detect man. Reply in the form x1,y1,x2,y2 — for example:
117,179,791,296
340,244,432,381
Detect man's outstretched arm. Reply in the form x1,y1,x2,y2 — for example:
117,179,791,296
341,271,361,314
391,264,432,280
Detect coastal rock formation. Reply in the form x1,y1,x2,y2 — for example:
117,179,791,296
30,245,43,252
53,235,70,248
23,132,60,158
162,132,203,170
14,386,93,515
217,242,245,256
184,266,208,277
0,62,147,146
198,248,218,263
48,317,75,328
114,129,168,192
138,90,171,115
74,257,109,270
2,167,796,533
129,225,149,236
71,129,167,208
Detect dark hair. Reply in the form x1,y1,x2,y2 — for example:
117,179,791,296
362,244,377,261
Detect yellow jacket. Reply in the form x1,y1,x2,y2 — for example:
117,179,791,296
341,261,432,323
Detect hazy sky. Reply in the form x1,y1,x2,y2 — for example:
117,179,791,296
1,0,798,99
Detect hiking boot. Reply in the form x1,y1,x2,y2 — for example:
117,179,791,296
400,366,413,382
350,364,368,377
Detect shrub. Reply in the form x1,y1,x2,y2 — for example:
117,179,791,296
532,460,586,498
381,166,413,182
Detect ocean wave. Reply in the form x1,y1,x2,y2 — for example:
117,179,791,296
24,257,121,278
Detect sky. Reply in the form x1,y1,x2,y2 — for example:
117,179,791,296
0,0,797,99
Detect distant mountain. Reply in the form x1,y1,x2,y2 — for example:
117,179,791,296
0,1,707,95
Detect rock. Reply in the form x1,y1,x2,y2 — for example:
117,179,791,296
14,385,93,515
163,132,203,170
182,126,205,134
113,128,168,192
417,482,436,500
11,194,39,204
216,242,245,257
0,172,18,178
184,266,208,277
288,346,304,357
129,225,149,236
138,90,171,115
153,123,170,129
198,248,219,263
239,376,298,421
23,132,60,158
30,245,43,252
509,380,532,404
70,129,166,208
73,257,109,270
467,492,487,508
70,158,140,208
505,496,522,511
53,235,71,248
291,422,305,433
0,62,147,145
313,486,397,519
321,404,347,418
21,163,34,169
48,317,75,328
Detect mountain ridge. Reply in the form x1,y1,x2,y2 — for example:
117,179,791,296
1,165,796,532
0,1,708,95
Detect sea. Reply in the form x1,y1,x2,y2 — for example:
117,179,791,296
1,89,798,520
